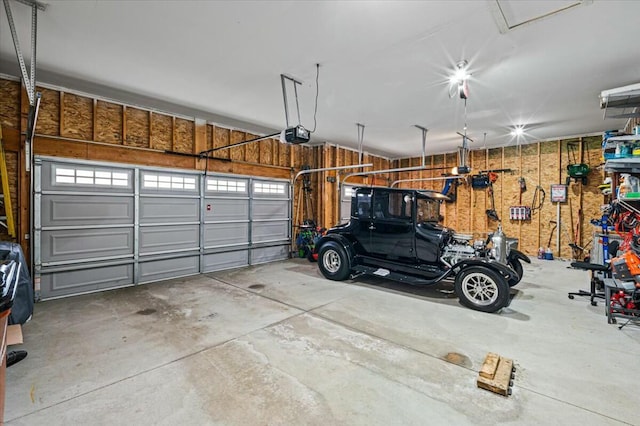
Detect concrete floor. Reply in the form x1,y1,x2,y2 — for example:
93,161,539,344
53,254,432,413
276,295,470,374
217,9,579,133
4,258,640,425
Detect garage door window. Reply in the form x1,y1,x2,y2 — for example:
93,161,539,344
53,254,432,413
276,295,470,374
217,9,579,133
54,166,129,187
143,173,197,191
207,178,247,193
254,182,285,194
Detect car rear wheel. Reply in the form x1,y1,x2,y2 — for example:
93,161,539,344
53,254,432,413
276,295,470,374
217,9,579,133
318,242,351,281
454,266,510,313
507,258,523,287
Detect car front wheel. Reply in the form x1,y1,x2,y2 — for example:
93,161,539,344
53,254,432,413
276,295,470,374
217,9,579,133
454,266,510,313
318,241,351,281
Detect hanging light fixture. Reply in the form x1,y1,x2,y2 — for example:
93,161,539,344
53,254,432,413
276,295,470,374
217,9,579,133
449,60,470,99
450,60,472,175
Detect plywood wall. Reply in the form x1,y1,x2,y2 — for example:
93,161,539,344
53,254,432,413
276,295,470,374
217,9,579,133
0,77,611,261
1,77,343,260
0,80,307,176
0,151,18,242
397,136,606,258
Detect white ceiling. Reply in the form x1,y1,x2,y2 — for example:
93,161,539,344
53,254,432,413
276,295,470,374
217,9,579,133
1,0,639,158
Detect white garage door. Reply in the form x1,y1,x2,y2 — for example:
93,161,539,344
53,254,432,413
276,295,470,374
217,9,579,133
34,157,291,300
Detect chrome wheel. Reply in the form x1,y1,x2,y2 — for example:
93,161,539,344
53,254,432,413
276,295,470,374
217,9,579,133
460,272,499,306
322,249,341,273
318,242,350,281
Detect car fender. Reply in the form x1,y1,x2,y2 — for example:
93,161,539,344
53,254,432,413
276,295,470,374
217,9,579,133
508,249,531,264
453,258,518,282
315,234,356,265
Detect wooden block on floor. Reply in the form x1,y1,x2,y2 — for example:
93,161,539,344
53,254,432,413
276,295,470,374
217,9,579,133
479,352,500,379
477,353,514,397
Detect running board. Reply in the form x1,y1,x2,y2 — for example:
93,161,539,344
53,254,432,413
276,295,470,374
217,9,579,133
351,265,448,286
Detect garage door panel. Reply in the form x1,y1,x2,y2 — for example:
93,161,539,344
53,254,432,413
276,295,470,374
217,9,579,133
139,197,199,223
252,220,289,243
41,228,134,263
251,246,289,264
40,263,134,299
41,195,134,227
203,223,249,248
251,199,289,220
36,160,292,299
204,198,249,221
203,250,249,272
139,224,199,254
139,255,199,283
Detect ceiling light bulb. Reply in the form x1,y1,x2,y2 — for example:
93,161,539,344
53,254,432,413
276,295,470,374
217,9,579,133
512,126,524,137
450,60,469,84
454,68,468,82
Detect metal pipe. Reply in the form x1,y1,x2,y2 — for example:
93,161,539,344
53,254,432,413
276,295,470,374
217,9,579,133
293,163,373,183
356,123,365,165
290,163,373,256
556,202,561,257
293,80,301,125
342,165,450,185
414,125,428,167
280,74,289,127
391,175,464,187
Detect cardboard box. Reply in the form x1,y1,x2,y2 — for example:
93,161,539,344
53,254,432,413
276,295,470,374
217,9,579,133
6,325,22,346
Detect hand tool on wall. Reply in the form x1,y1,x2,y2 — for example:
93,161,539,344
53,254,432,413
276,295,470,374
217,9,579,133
531,186,545,214
486,184,500,221
547,220,558,249
565,141,590,185
518,177,527,204
485,172,500,221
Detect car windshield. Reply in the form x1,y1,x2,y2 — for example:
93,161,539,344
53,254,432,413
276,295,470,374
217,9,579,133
416,197,440,223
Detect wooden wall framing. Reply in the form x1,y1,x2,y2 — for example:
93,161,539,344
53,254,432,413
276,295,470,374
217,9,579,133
0,78,330,262
0,76,609,262
395,136,604,257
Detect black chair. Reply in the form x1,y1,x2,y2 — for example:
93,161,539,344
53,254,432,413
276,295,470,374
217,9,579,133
568,240,619,306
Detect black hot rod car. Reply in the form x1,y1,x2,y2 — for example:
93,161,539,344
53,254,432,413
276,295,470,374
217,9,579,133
315,187,530,313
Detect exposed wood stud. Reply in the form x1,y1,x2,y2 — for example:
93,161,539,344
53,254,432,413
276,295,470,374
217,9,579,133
172,116,176,151
577,137,584,250
59,91,65,136
19,83,30,258
485,148,489,233
518,144,522,245
443,153,448,224
92,98,97,140
122,105,127,145
148,111,153,149
537,141,541,250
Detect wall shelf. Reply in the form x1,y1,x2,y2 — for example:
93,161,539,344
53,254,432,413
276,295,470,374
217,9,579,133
604,157,640,173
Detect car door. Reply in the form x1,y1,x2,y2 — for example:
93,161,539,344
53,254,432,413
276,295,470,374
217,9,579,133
368,189,414,260
349,189,374,253
415,195,445,263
